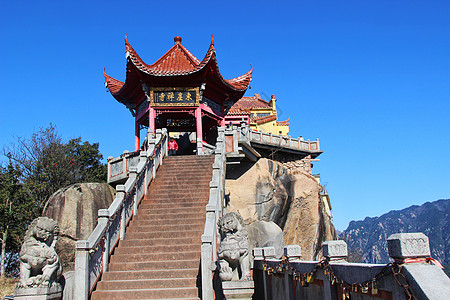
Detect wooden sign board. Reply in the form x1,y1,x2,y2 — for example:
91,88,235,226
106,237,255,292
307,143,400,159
150,87,199,107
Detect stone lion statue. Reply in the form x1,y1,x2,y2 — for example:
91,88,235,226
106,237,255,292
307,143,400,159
17,217,62,288
218,212,251,281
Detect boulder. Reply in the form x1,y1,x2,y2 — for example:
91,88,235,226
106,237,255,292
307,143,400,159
42,183,115,272
247,220,285,259
226,158,336,260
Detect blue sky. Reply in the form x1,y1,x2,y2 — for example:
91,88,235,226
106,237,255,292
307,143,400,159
1,1,449,230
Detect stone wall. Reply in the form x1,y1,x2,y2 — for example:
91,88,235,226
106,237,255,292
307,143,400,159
226,157,336,260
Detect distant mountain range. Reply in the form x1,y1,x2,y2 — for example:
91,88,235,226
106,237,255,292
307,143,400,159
340,199,449,265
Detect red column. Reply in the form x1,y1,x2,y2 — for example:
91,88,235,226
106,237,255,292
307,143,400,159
195,107,203,141
135,119,140,151
149,107,156,134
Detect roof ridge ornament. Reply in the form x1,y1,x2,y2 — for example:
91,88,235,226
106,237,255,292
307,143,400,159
174,36,182,44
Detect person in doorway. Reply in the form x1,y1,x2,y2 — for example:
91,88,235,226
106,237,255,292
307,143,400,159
168,138,178,156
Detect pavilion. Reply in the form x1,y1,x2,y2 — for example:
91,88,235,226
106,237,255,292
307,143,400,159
104,35,252,153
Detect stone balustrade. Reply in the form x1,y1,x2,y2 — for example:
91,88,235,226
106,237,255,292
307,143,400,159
253,233,450,300
238,123,321,153
74,129,168,300
201,126,227,299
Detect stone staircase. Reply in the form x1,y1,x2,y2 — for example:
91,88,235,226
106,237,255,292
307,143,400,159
92,155,215,300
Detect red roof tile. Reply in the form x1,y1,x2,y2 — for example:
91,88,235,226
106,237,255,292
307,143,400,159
276,117,290,126
105,35,252,106
226,94,272,116
253,114,277,124
104,69,124,94
124,35,251,90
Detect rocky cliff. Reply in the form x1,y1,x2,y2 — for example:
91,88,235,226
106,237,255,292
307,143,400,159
225,158,336,260
42,183,115,271
340,199,450,265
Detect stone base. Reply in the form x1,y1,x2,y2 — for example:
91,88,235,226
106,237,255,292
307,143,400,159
222,280,255,299
14,284,62,300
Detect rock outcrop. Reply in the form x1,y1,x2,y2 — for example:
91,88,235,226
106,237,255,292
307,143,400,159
226,158,336,260
42,183,115,272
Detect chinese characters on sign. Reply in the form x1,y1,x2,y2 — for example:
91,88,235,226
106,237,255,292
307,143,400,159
151,88,198,106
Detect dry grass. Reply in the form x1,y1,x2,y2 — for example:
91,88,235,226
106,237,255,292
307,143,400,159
0,277,18,298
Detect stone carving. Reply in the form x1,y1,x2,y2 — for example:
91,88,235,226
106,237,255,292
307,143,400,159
322,240,348,261
17,217,62,288
218,212,252,281
387,233,430,259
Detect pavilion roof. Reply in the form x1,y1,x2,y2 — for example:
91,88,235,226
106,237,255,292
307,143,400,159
226,94,272,116
105,35,252,107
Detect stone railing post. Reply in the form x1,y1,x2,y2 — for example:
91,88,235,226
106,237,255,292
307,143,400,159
98,209,110,273
284,245,301,300
322,240,348,262
201,234,213,299
74,241,89,300
155,129,164,165
263,247,276,300
387,232,450,299
115,185,126,240
252,248,266,300
140,151,148,196
197,138,203,155
322,240,347,300
128,167,138,216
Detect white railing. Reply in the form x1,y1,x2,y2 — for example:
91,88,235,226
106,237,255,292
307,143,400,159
74,129,168,300
201,127,226,299
238,123,321,152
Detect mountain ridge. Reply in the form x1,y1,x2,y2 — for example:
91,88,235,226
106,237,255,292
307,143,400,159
340,199,449,265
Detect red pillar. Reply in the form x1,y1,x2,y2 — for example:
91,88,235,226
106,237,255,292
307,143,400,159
195,107,203,141
135,119,140,151
149,107,156,134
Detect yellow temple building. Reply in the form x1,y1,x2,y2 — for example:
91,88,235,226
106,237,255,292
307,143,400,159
225,94,290,135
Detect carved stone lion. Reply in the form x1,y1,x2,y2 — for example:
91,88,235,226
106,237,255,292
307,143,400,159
17,217,62,288
218,212,251,281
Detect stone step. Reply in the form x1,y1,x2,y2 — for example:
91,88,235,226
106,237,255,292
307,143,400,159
102,268,198,281
142,196,209,203
96,277,198,290
155,166,212,172
153,170,212,176
146,190,210,196
138,202,206,209
91,287,199,299
148,186,211,192
127,223,204,233
109,259,199,271
125,230,203,240
137,207,205,215
128,217,204,226
92,155,212,297
114,244,200,255
164,157,213,163
143,195,209,201
110,251,200,263
133,211,205,221
119,237,200,247
137,207,207,214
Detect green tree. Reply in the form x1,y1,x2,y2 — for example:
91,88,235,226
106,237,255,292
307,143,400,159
4,124,107,214
0,161,34,277
1,124,107,275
